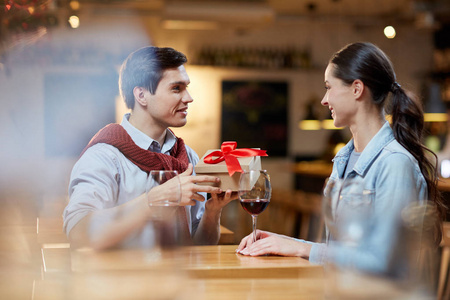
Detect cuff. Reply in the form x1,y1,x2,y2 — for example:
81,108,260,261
308,243,327,265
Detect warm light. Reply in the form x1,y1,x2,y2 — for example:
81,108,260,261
424,113,447,122
384,113,447,123
322,119,343,130
161,20,219,30
28,6,35,14
68,15,80,28
385,114,392,124
299,120,321,130
69,0,80,10
333,143,346,155
384,26,396,39
299,119,344,130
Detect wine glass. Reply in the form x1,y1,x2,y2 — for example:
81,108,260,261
322,177,341,243
147,170,181,209
322,176,373,246
238,170,272,243
146,170,181,250
322,176,376,299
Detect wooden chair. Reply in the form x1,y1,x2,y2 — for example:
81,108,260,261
36,196,71,278
218,225,235,245
438,222,450,300
268,189,324,243
293,191,324,243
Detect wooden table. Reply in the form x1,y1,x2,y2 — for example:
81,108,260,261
34,245,325,300
71,245,323,279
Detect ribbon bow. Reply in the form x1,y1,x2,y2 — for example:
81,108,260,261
203,141,268,176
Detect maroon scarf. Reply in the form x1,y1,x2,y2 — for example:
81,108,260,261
81,123,189,173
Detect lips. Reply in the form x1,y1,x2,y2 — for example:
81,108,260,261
176,107,188,115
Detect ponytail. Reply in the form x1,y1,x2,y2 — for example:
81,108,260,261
390,85,445,245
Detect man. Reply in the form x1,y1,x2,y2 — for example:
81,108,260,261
63,46,236,250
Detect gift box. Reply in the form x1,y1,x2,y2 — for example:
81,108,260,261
194,142,267,191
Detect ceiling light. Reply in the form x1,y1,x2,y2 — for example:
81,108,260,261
384,26,396,39
69,0,80,11
68,15,80,29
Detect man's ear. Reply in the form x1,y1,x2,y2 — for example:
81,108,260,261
133,87,147,107
352,79,364,100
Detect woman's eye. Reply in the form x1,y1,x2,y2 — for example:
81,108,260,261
172,86,180,92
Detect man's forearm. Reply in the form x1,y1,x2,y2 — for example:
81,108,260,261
69,194,150,250
192,205,222,245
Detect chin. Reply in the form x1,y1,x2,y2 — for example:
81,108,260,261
171,120,187,128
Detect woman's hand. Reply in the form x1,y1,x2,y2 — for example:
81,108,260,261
236,230,312,258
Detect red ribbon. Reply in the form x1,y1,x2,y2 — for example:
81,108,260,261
203,141,268,176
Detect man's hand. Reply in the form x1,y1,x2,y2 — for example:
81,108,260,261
206,190,238,212
147,164,222,206
176,163,223,205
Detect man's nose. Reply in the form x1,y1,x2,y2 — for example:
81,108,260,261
183,91,193,103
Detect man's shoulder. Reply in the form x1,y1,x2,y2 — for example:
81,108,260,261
75,143,125,170
82,142,123,158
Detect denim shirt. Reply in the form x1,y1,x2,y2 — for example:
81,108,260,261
308,121,428,276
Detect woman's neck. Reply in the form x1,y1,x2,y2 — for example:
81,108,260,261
350,113,385,153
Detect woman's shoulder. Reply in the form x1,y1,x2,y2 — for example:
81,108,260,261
383,139,416,160
377,139,422,173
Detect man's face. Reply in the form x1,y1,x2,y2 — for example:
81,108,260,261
145,65,193,129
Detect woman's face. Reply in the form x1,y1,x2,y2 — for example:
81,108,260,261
321,63,356,128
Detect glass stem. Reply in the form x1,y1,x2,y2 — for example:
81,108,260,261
252,215,257,243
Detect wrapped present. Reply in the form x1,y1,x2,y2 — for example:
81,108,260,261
194,141,268,191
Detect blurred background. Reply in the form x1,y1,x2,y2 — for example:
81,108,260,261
1,0,450,298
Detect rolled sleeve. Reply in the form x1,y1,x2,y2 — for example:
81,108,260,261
63,145,120,236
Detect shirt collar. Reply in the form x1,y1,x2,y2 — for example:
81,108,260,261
120,113,177,154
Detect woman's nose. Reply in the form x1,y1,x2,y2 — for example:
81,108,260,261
321,95,328,106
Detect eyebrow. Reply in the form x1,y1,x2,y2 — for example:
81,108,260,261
169,80,189,86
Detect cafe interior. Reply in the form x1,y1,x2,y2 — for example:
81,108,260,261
2,0,450,298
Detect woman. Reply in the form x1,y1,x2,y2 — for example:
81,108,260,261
237,42,445,275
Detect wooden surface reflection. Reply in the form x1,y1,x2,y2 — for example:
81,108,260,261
34,245,325,300
33,274,325,300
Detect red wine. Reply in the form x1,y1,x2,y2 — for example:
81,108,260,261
240,199,269,215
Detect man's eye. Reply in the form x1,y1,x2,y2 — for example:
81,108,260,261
172,86,180,92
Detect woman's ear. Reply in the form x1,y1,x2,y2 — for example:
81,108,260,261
133,87,147,107
352,79,364,99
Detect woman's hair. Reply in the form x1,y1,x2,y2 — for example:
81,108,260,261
330,42,445,244
119,46,188,109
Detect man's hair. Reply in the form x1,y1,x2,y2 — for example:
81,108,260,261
119,46,188,109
